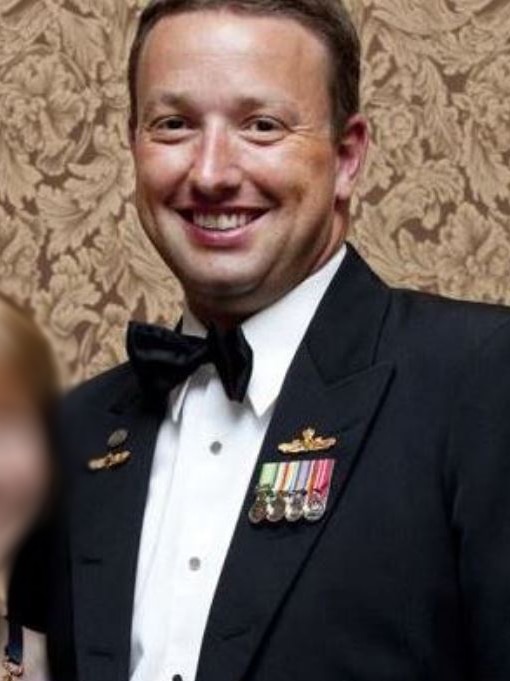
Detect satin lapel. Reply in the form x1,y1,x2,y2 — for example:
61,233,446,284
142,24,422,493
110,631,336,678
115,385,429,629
69,381,164,681
197,245,395,681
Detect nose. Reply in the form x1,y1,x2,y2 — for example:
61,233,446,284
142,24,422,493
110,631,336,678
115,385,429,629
189,120,242,199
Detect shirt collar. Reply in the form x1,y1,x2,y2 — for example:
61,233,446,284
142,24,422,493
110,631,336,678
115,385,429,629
170,244,347,421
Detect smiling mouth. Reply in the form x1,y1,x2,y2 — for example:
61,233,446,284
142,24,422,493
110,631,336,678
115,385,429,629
177,209,268,232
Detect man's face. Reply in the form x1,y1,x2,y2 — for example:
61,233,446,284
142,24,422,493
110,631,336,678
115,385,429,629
132,10,367,319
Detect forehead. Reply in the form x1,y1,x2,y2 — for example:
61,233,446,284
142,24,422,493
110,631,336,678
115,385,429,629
137,10,331,109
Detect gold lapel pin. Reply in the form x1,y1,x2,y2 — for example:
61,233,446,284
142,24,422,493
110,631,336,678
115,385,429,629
88,429,132,472
88,450,131,472
278,428,337,455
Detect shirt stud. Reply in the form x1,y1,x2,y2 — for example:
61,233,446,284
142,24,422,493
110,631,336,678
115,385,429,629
189,557,201,571
210,441,222,455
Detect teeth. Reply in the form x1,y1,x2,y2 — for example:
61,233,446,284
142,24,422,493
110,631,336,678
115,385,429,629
192,212,254,231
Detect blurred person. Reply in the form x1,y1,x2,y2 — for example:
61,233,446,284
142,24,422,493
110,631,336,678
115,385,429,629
0,294,55,681
13,1,510,680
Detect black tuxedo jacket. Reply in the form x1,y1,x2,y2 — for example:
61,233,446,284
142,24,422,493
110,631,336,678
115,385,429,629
18,245,510,681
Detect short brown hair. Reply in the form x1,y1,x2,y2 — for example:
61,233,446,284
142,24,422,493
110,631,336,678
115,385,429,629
0,294,58,417
128,0,360,138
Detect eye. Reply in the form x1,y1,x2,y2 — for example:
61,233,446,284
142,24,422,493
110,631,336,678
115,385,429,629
150,115,194,141
158,116,188,130
248,118,279,132
242,116,287,142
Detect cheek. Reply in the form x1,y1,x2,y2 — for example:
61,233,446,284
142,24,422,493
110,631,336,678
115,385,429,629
135,142,191,201
245,140,335,205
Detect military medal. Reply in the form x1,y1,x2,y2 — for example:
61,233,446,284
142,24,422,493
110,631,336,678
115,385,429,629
302,458,320,521
285,460,309,522
303,491,326,522
248,463,277,524
303,459,335,523
266,494,286,523
248,494,268,525
266,462,290,523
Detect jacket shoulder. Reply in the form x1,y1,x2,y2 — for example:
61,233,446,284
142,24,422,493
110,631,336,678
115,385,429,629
62,362,137,413
385,287,510,361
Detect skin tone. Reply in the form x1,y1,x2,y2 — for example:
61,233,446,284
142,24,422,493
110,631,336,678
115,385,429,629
131,10,369,328
0,365,50,615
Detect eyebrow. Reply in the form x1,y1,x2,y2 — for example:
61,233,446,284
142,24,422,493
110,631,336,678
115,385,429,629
141,90,298,120
141,92,188,120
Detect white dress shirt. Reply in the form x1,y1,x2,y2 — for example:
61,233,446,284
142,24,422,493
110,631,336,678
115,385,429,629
130,245,346,681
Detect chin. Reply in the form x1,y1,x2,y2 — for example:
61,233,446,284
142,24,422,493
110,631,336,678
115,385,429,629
182,266,265,305
192,274,257,297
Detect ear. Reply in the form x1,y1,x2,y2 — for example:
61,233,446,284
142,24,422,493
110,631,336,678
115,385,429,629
334,114,369,203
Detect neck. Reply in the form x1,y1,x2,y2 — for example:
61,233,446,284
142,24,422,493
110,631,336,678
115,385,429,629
185,301,249,331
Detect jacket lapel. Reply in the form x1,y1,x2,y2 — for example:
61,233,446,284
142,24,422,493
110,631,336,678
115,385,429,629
69,377,165,681
197,245,395,681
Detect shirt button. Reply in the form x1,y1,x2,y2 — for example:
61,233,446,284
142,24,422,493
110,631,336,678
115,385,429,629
173,676,183,681
210,441,223,455
189,557,201,571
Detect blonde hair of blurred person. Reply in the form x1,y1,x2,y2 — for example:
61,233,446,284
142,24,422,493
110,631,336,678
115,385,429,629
0,294,57,680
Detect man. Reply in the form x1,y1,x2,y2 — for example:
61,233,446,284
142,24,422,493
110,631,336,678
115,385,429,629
16,1,510,680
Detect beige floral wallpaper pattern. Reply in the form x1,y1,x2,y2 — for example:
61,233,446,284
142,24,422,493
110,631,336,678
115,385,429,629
0,0,509,385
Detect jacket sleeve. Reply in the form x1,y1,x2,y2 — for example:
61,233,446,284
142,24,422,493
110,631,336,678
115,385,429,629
445,317,510,680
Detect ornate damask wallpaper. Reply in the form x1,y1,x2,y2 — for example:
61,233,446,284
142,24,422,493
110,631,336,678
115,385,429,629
0,0,509,385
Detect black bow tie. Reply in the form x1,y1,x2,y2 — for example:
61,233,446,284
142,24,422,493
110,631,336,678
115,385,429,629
126,320,253,403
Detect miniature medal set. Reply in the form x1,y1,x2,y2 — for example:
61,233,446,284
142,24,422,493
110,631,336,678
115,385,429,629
249,429,337,525
249,458,335,524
